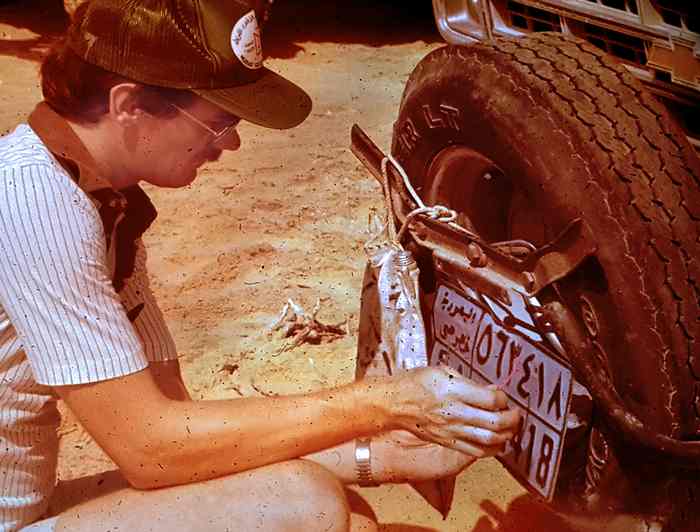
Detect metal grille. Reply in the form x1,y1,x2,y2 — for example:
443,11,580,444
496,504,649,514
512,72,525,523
506,1,562,32
582,23,647,65
583,0,639,15
655,70,672,83
653,1,698,32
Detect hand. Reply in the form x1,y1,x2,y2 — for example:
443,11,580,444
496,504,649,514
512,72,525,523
387,366,521,457
373,430,476,483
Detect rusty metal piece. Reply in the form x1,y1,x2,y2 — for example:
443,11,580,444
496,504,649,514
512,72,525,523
351,124,385,185
350,124,529,297
351,124,600,302
542,300,700,468
433,254,512,307
520,218,598,294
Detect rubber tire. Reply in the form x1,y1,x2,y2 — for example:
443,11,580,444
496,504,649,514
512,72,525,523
391,32,700,526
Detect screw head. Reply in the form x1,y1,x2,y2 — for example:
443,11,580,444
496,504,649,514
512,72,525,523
466,242,487,267
523,271,536,291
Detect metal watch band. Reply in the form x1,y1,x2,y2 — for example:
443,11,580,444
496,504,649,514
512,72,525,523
354,438,378,487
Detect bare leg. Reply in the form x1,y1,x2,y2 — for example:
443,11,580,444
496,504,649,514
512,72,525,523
53,460,352,532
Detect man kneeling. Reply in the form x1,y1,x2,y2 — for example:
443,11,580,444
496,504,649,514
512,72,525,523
0,1,520,531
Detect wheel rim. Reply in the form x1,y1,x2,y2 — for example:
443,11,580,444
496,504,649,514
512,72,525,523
423,145,555,247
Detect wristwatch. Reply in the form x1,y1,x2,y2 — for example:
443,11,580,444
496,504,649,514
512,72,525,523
355,438,379,487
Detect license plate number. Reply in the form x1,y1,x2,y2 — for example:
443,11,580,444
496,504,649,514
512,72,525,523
431,284,573,501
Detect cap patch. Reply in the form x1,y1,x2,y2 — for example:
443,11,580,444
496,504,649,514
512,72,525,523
230,10,262,70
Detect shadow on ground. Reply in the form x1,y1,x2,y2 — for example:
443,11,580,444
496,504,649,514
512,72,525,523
48,470,128,516
0,0,68,62
0,0,440,63
349,488,575,532
471,496,577,532
264,0,441,59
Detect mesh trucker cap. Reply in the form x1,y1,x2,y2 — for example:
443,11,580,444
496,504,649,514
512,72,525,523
66,0,311,129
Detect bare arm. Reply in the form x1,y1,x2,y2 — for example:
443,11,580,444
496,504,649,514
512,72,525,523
56,365,518,490
303,440,374,484
150,359,481,484
56,368,391,489
147,359,384,484
303,432,477,485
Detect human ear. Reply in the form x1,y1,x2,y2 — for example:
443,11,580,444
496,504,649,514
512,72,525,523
109,83,145,126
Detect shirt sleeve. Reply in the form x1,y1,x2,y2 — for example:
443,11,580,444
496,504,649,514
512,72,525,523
0,164,148,386
118,240,178,363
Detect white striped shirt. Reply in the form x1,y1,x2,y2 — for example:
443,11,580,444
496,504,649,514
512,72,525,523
0,106,178,531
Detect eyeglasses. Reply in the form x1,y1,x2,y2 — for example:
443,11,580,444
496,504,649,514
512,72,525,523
169,103,241,141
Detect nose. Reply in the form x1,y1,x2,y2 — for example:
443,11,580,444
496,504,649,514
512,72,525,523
215,128,241,152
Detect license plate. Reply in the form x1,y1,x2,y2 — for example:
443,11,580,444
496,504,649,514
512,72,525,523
430,284,573,501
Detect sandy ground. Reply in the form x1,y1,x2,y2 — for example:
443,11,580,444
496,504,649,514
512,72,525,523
0,1,570,530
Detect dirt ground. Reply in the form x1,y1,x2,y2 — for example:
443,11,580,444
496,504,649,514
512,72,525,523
0,1,571,530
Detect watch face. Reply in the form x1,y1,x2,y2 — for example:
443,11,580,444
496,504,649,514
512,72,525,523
355,439,376,486
355,446,371,462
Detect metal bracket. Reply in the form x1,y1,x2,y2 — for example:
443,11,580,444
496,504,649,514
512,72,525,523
351,124,598,298
519,218,599,295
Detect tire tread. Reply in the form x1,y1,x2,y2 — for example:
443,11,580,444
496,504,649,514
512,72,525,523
400,33,700,433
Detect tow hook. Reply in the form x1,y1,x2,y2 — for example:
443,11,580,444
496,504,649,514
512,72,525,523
541,301,700,469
